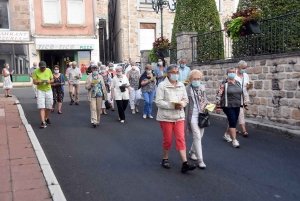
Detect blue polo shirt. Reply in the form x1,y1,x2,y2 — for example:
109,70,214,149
178,66,191,82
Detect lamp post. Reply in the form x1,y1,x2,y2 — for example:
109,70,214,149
152,0,177,38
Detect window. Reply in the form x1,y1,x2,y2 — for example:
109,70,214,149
43,0,61,24
140,23,156,51
0,0,9,29
140,0,152,4
67,0,85,25
233,0,239,12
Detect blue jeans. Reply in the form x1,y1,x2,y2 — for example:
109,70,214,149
222,107,240,128
142,91,155,116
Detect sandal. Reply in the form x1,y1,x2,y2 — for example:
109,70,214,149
58,110,62,114
236,130,242,134
51,108,54,112
242,131,249,137
103,112,107,115
161,159,171,169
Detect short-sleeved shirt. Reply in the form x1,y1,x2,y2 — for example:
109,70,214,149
91,76,103,98
227,82,242,107
178,66,191,82
29,66,38,76
141,77,156,93
128,70,140,90
32,68,53,91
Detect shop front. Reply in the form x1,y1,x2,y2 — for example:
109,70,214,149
0,30,31,83
35,38,99,79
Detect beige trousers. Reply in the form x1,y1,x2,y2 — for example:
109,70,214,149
90,97,103,124
69,84,79,102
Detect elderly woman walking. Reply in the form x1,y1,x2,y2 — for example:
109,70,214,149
111,66,130,123
100,65,111,115
216,67,248,148
185,70,209,169
85,64,107,128
127,62,140,114
51,65,65,114
235,60,251,137
156,64,196,173
2,63,13,97
154,58,167,85
140,64,156,118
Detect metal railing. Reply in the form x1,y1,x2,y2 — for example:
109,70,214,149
192,11,300,64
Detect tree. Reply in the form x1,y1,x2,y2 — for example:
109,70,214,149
170,0,224,63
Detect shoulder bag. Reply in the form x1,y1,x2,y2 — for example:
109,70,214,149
193,88,210,128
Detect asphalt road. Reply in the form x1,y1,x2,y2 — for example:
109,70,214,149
9,87,300,201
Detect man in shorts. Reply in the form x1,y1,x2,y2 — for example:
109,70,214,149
32,61,54,129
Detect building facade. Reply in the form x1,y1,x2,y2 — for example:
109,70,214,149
0,0,31,81
31,0,100,75
107,0,240,64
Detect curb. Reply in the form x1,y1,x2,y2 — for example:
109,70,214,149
15,99,67,201
210,113,300,137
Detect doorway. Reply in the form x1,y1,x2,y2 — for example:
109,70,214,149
41,50,76,73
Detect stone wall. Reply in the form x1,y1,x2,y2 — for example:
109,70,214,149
9,0,31,31
192,56,300,129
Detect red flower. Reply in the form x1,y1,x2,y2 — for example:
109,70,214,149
241,32,245,35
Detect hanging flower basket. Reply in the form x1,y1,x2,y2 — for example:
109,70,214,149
224,8,262,41
156,49,169,58
153,36,171,58
244,21,261,35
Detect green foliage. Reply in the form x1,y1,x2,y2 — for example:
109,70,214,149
232,0,300,58
149,48,157,63
226,17,244,41
171,0,224,62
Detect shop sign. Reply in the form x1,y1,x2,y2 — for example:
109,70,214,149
36,44,94,50
0,31,30,41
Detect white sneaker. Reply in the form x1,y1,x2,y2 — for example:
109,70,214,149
132,110,136,114
148,115,153,119
135,108,139,113
189,151,197,161
143,114,147,119
120,120,125,123
223,133,233,142
198,161,206,169
232,139,240,148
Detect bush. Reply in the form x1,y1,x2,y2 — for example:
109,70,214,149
171,0,224,63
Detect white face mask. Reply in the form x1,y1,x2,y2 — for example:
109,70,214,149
7,66,9,69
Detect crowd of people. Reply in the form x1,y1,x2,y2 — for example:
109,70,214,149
3,58,252,173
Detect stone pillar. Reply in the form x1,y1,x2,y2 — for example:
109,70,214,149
176,32,198,66
140,50,150,70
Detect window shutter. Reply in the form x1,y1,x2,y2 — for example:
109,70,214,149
43,0,60,24
68,0,84,25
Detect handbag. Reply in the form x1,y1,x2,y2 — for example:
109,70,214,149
105,100,111,109
193,88,210,128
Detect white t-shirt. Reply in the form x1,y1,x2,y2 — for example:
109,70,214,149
234,72,250,102
111,76,130,100
190,88,200,124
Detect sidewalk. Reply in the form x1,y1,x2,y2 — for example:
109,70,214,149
0,95,51,201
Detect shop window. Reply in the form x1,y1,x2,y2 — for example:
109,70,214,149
42,0,61,24
140,23,156,51
67,0,85,25
0,44,29,75
0,0,9,29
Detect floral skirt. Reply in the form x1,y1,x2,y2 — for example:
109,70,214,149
3,76,12,89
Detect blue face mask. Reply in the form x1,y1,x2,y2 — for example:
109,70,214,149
158,62,163,66
180,64,186,68
109,67,114,70
228,73,236,79
192,81,200,88
240,69,246,74
92,71,99,75
170,74,179,81
101,70,106,74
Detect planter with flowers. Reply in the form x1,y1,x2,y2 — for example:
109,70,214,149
224,8,262,41
152,37,171,58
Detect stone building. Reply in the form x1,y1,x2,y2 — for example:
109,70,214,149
107,0,239,64
0,0,31,77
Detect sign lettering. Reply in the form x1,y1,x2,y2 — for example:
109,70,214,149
0,31,30,41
